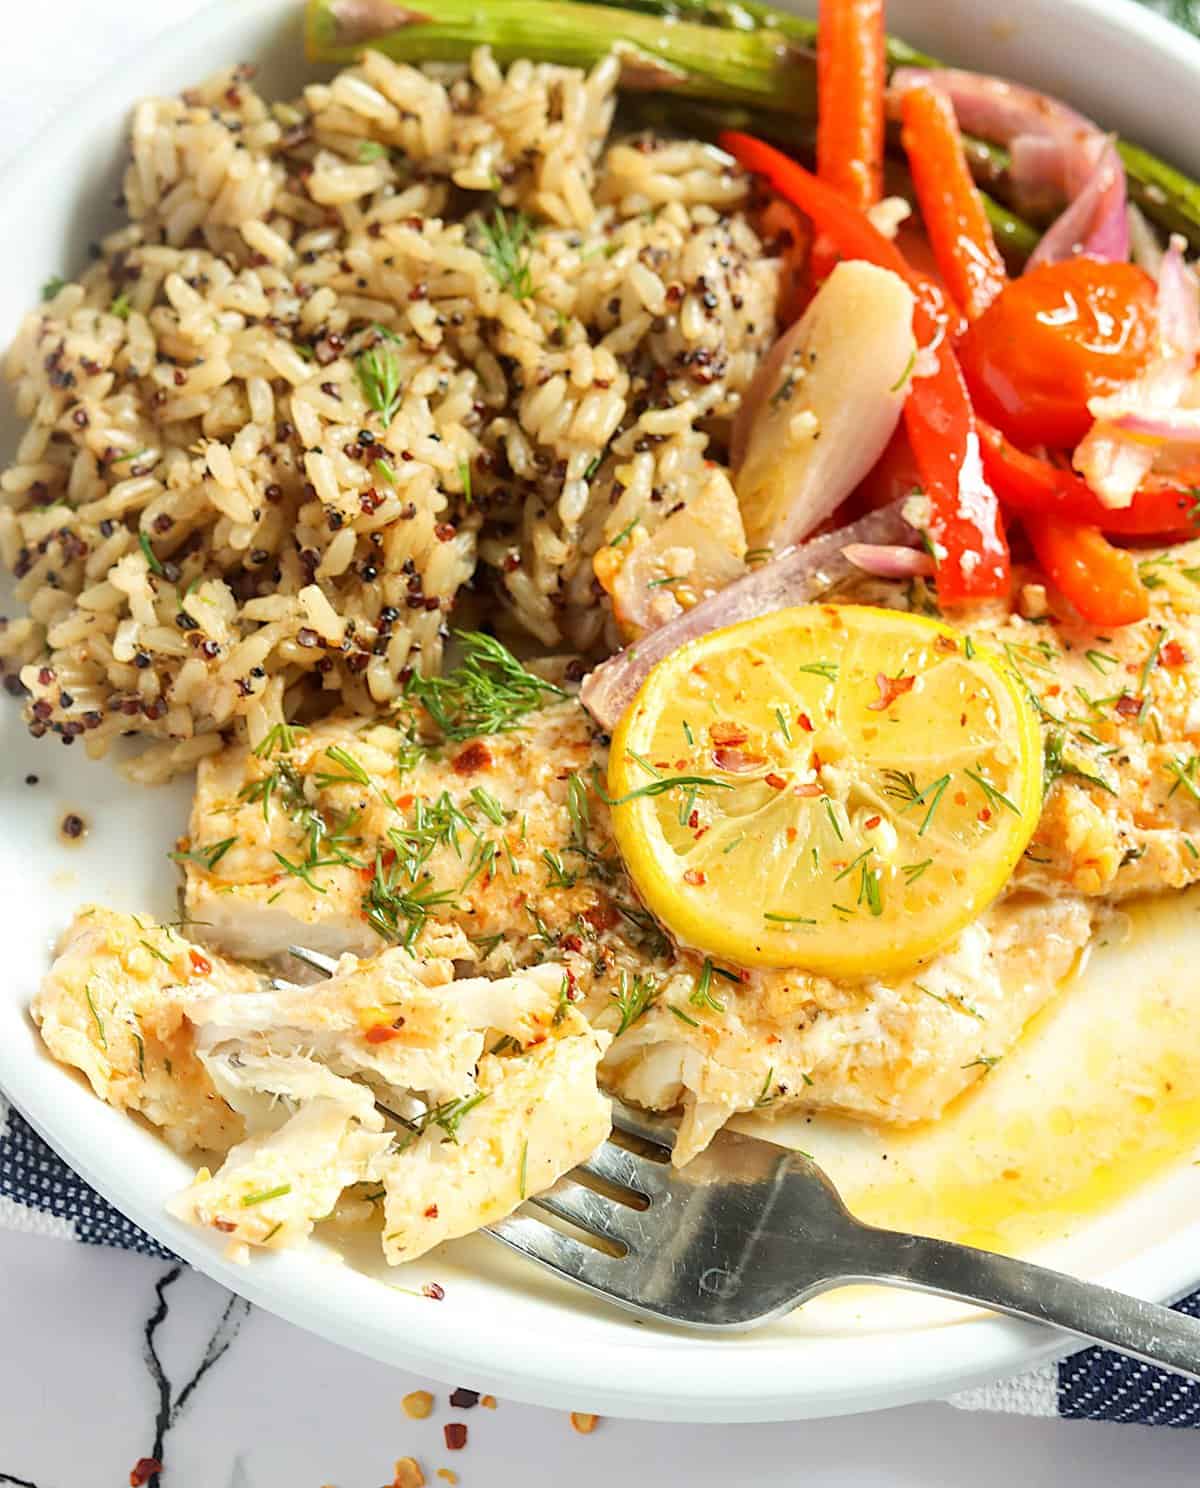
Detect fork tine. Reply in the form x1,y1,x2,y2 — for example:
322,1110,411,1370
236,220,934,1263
530,1179,644,1251
608,1096,677,1152
287,944,340,977
487,1212,631,1293
577,1138,674,1202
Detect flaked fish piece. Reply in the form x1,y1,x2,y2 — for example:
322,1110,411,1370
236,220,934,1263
35,909,610,1263
31,906,253,1154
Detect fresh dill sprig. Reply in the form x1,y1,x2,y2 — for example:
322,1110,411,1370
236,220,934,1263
396,1091,490,1150
253,721,307,758
170,837,237,872
595,770,734,809
138,530,165,577
477,208,535,300
405,632,564,741
610,970,660,1035
541,850,578,889
362,849,459,946
688,958,726,1014
84,983,107,1050
881,768,951,835
355,335,403,425
963,765,1020,817
240,1184,292,1207
313,744,371,791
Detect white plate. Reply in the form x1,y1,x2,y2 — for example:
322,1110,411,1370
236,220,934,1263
4,0,1200,1423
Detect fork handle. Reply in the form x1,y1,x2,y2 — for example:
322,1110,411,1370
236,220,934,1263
852,1225,1200,1381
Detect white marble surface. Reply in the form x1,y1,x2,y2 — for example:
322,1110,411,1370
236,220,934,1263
3,1228,1200,1488
3,2,1200,1483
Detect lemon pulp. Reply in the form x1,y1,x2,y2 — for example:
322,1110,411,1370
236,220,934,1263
607,603,1042,975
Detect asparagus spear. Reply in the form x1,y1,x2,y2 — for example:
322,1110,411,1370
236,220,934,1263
307,0,818,113
305,0,1200,250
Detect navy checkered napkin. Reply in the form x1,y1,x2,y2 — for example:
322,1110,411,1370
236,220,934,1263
4,1090,1200,1423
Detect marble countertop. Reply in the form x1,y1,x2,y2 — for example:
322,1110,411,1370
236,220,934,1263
4,1228,1200,1488
3,2,1200,1483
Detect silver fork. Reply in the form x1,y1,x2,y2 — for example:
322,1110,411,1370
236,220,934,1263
285,945,1200,1376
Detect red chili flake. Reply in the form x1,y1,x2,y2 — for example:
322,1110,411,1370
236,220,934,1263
583,901,619,931
1162,640,1189,669
423,1281,445,1300
1115,693,1143,718
130,1458,163,1486
764,772,787,790
785,826,798,842
424,1204,439,1218
794,783,822,798
710,721,749,746
365,1024,400,1044
687,809,700,829
979,808,992,823
796,712,814,733
212,1219,236,1233
682,868,707,885
444,1423,468,1451
450,1388,480,1409
189,949,212,977
560,933,584,953
712,745,766,771
452,740,492,774
867,672,915,712
864,815,881,829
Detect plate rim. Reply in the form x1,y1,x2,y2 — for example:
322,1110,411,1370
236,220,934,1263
2,0,1200,1423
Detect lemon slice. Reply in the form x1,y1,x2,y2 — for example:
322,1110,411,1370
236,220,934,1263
607,604,1042,975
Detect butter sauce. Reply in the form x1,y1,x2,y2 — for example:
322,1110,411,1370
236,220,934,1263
738,885,1200,1257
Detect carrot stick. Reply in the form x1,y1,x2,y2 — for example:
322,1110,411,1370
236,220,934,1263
816,0,886,210
899,84,1008,321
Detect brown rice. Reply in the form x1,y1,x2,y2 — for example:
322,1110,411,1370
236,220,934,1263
0,47,778,780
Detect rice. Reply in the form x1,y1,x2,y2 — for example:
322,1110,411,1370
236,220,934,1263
0,48,779,779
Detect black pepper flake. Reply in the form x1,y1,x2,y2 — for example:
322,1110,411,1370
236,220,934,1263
175,612,200,631
24,774,38,786
61,812,86,840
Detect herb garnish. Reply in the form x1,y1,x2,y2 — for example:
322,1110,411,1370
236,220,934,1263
396,1091,489,1149
477,208,535,300
355,335,403,425
170,837,237,872
405,632,564,741
240,1184,292,1207
138,530,165,577
84,983,107,1050
881,769,951,835
610,971,660,1035
688,958,726,1014
41,275,66,301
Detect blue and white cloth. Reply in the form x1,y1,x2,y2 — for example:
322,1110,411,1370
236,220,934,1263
3,1091,1200,1426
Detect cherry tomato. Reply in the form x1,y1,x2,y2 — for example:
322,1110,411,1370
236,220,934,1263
958,259,1157,450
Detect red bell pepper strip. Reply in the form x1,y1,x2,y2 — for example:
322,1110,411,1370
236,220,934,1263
979,423,1200,538
1023,516,1150,627
817,0,886,209
899,85,1008,322
721,130,1008,602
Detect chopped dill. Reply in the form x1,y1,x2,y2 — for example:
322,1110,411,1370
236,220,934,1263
139,939,173,968
689,958,726,1014
355,336,403,425
397,1091,489,1148
821,796,844,841
795,660,838,682
84,983,107,1050
667,1003,700,1027
240,1184,291,1207
595,770,733,809
109,292,132,320
774,707,793,744
405,632,564,741
881,768,950,835
610,516,640,546
170,836,238,872
519,1140,529,1200
961,1055,1001,1071
470,786,507,825
963,765,1020,817
764,911,817,925
373,457,396,485
754,1067,778,1107
476,207,535,300
901,858,932,884
138,530,165,577
458,458,473,506
358,140,388,162
541,850,578,889
41,274,66,301
610,971,660,1035
1165,754,1200,803
253,721,306,758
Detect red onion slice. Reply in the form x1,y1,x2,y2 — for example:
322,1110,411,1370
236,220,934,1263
843,543,935,579
1073,236,1200,505
580,504,918,732
889,68,1129,267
